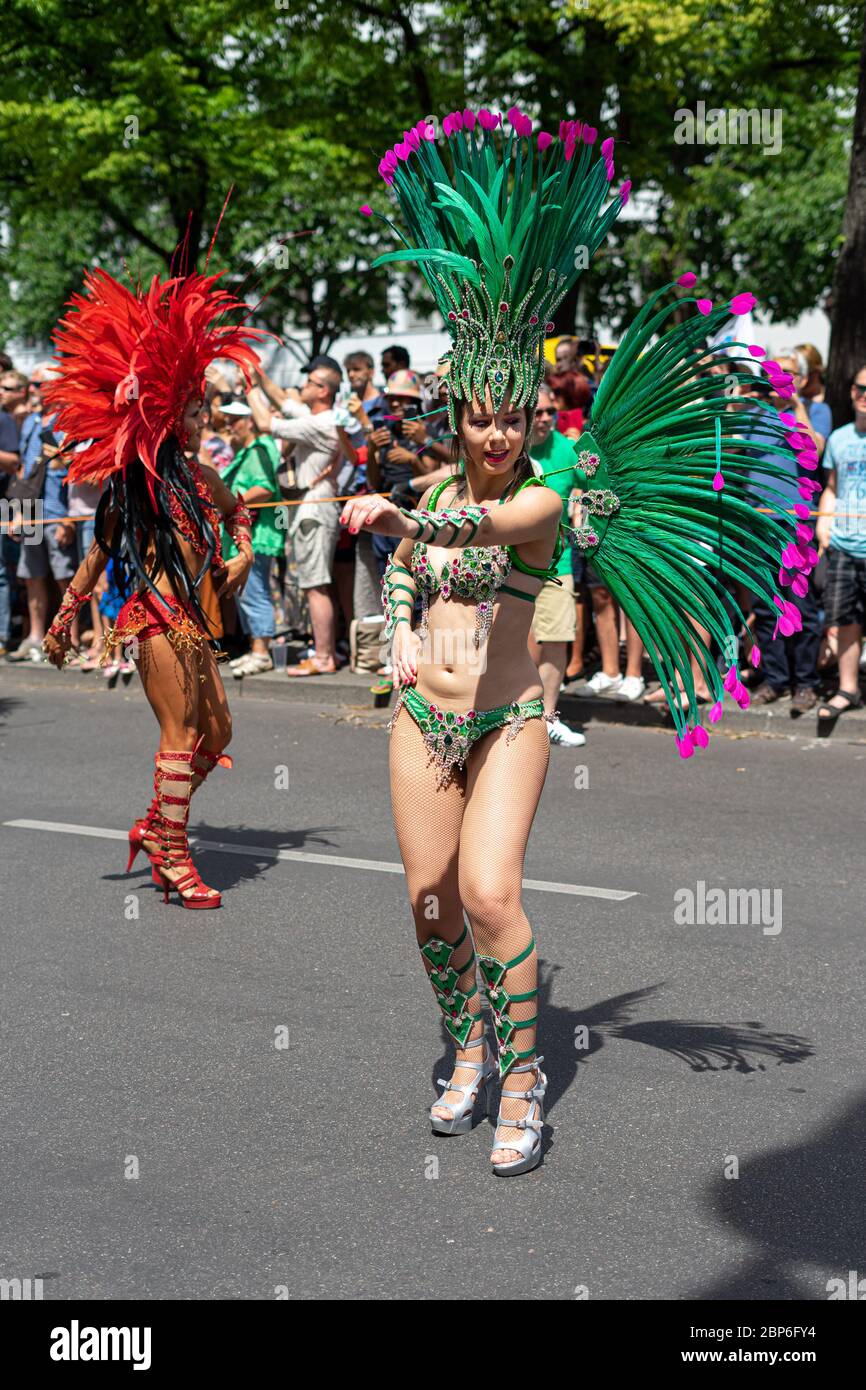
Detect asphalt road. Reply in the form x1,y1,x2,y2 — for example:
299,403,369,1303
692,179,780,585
1,673,864,1301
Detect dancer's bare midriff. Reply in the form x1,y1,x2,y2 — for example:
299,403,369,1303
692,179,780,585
413,539,547,711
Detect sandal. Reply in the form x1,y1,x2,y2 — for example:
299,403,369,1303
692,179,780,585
477,937,546,1174
817,689,864,720
430,1034,495,1135
420,923,489,1133
150,751,221,909
285,655,338,677
490,1058,547,1176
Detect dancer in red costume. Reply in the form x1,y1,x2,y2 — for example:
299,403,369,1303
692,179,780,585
41,266,268,909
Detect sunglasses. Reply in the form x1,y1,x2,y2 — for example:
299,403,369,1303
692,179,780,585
853,383,866,395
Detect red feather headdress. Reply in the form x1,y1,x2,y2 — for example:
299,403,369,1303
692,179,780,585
42,266,270,485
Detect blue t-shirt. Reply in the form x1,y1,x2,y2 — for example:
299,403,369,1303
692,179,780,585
0,409,19,499
825,422,866,558
742,399,800,520
804,397,832,441
21,411,68,519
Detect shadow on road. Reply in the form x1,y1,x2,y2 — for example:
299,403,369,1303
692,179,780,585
102,820,350,893
431,978,813,1161
690,1089,866,1300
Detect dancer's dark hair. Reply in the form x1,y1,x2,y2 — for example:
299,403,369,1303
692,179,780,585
95,436,217,634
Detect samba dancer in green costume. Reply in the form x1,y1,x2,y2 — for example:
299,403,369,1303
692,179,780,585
341,106,808,1175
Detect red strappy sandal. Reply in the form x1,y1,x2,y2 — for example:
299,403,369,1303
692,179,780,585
127,762,165,885
151,751,222,910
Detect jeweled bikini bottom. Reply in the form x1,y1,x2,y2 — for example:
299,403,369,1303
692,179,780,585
388,683,553,787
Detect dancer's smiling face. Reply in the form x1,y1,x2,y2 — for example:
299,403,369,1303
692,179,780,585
181,394,205,451
460,389,527,476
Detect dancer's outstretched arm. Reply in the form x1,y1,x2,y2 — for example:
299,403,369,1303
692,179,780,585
341,485,561,550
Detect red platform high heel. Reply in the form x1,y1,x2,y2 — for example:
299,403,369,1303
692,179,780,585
127,756,167,884
127,743,230,886
150,751,222,910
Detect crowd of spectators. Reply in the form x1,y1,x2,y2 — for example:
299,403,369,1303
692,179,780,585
2,335,864,739
537,339,866,735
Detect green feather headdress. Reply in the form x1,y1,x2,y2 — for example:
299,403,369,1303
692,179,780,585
367,106,629,427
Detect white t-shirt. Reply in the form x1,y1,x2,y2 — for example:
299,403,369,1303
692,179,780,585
270,398,339,500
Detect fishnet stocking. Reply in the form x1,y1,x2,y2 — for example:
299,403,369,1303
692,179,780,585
389,708,487,1116
461,718,549,1159
390,701,550,1160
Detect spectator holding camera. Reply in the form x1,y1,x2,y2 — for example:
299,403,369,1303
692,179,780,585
365,369,438,576
247,360,343,676
344,351,387,432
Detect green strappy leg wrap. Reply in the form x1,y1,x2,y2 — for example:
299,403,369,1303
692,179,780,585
477,938,538,1078
419,921,482,1049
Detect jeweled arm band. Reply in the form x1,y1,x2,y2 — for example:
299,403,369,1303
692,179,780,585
45,584,91,642
381,556,416,639
225,501,254,557
398,504,490,547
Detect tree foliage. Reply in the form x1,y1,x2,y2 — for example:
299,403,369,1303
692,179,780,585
0,0,861,360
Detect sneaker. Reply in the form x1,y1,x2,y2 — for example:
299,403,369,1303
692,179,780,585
616,675,646,701
7,636,41,662
547,718,587,747
232,652,275,678
575,670,622,698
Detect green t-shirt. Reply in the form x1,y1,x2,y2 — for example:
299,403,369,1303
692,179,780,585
529,429,586,576
221,435,284,558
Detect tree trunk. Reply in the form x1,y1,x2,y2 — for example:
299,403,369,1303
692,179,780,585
826,5,866,428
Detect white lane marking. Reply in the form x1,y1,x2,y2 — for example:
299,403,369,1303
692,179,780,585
3,819,638,901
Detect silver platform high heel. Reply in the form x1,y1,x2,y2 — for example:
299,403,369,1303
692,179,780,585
430,1033,495,1135
490,1057,547,1175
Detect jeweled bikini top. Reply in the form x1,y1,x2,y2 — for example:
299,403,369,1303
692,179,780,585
410,475,563,602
